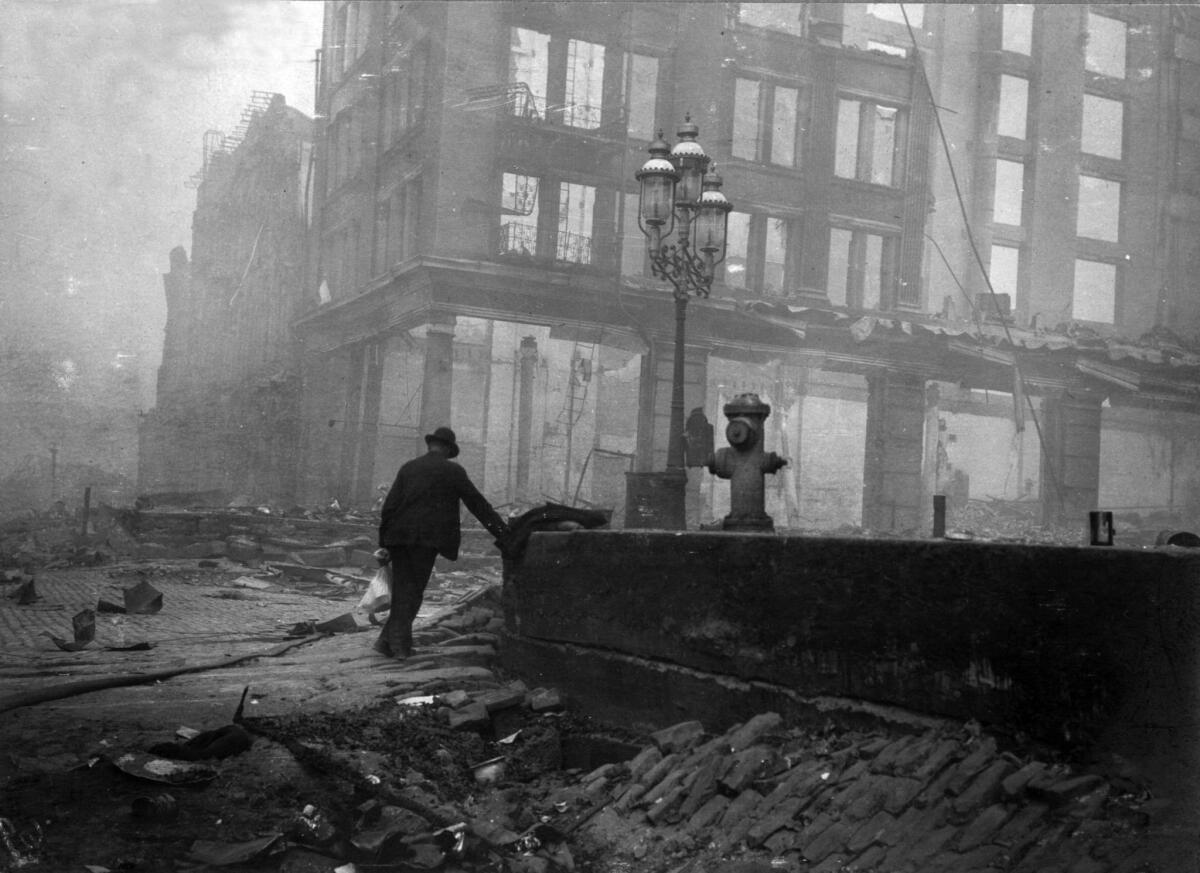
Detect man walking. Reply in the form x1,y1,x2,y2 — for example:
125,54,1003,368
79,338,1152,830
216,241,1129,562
375,427,510,658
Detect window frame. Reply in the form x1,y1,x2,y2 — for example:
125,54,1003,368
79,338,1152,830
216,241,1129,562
732,75,809,169
717,211,800,298
1085,12,1128,80
834,96,905,187
992,158,1026,227
498,172,602,267
997,74,1029,141
1001,4,1033,56
624,52,660,141
826,224,900,310
1080,93,1124,160
1071,257,1119,324
1076,174,1122,243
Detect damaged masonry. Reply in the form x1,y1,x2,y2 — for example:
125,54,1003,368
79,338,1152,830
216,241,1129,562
4,2,1200,873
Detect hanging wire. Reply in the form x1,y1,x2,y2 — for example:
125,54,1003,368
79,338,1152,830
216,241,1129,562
899,4,1064,508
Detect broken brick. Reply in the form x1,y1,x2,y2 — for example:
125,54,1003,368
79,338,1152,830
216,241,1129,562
889,730,940,775
612,783,645,813
951,845,1009,871
913,738,963,780
475,682,527,713
837,758,870,784
676,755,723,821
745,795,805,848
991,801,1049,853
715,788,763,840
944,739,998,795
650,720,704,755
880,776,923,816
869,734,918,774
954,802,1011,852
646,784,687,825
685,794,729,833
637,752,680,789
1003,760,1049,797
724,712,783,752
640,768,687,809
892,824,957,866
438,689,471,709
951,759,1014,815
846,810,895,855
1035,774,1106,806
763,828,800,855
526,687,564,712
803,819,852,866
447,701,489,730
719,745,778,794
626,746,663,783
852,845,888,871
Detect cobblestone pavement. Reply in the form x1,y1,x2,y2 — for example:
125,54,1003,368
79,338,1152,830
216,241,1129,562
0,559,501,728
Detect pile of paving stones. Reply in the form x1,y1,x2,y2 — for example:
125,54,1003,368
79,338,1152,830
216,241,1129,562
551,714,1158,872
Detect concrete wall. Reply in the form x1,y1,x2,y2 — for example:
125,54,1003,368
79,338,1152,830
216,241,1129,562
508,530,1200,790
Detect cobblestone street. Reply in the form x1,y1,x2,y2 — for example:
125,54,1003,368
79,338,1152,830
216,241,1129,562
0,559,501,728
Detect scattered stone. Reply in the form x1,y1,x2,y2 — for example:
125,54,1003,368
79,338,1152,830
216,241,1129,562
527,687,564,712
650,720,705,755
627,747,663,782
951,759,1014,814
476,681,528,713
720,745,778,794
944,739,998,795
845,809,895,855
955,802,1012,852
686,794,730,833
724,712,782,752
438,689,471,709
1035,774,1106,806
638,753,681,789
1003,760,1049,797
447,702,489,730
913,738,962,780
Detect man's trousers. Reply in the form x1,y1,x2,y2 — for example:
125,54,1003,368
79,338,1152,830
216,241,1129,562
376,543,439,657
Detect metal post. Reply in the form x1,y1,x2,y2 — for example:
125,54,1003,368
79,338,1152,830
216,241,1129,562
667,293,688,471
932,494,946,538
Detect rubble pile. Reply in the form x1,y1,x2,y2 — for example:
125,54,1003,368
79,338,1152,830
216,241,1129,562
548,714,1156,872
236,703,1157,872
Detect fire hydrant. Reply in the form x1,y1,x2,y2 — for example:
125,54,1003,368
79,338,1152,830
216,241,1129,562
705,393,788,531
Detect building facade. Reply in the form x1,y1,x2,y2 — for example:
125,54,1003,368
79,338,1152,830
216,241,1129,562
282,3,1200,530
139,93,313,503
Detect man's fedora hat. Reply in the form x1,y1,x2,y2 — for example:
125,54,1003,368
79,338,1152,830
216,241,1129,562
424,426,460,458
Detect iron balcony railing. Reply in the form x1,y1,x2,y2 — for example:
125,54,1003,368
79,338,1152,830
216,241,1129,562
499,222,539,258
499,222,594,267
554,228,593,265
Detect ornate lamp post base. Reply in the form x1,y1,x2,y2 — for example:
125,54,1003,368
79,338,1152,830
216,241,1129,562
624,469,687,530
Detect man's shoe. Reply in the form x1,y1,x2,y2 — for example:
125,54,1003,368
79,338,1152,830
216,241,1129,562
372,639,393,657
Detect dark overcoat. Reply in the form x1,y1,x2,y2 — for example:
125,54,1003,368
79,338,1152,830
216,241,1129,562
378,451,507,560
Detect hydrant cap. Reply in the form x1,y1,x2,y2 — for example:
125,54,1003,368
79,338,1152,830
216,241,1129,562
723,392,771,419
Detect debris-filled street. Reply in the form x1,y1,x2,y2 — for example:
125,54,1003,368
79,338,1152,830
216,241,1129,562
0,507,1190,873
7,1,1200,870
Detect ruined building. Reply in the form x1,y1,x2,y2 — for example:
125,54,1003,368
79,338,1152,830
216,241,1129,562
139,93,313,503
152,4,1200,532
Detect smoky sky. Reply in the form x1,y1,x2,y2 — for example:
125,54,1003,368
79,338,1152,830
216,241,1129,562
1,0,322,406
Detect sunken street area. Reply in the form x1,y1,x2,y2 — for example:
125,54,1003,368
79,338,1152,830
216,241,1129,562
0,507,1191,873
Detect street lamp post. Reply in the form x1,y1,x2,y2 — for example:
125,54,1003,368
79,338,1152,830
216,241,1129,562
632,117,732,528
